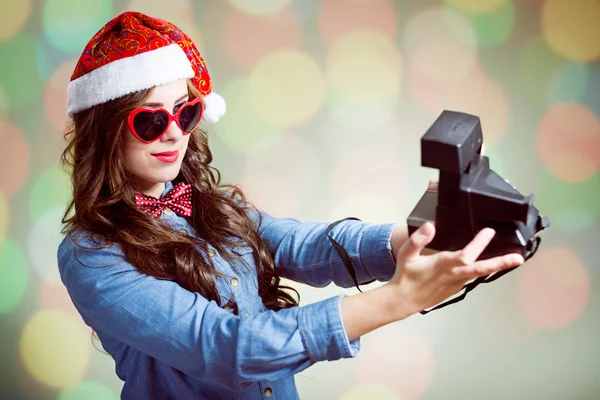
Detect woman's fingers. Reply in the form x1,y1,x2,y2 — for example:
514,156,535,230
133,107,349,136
398,222,436,260
451,253,524,279
453,228,496,265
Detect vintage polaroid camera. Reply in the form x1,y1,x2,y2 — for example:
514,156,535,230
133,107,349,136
407,110,550,314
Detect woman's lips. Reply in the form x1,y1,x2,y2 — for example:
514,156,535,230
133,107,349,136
152,150,179,163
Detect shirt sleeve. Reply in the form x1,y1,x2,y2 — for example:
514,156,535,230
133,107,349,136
57,235,358,391
248,208,400,288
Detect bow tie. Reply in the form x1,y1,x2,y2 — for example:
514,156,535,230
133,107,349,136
135,182,192,218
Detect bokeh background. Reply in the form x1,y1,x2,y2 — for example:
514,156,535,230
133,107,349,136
1,0,599,399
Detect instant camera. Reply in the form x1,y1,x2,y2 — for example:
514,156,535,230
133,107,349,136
407,110,550,313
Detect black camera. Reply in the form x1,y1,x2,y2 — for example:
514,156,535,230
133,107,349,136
407,110,550,313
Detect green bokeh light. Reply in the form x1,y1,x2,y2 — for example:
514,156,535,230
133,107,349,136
518,37,569,105
547,63,590,106
447,0,515,46
43,0,113,54
537,170,600,231
0,34,44,109
29,166,72,222
58,381,119,400
215,78,282,154
0,238,29,313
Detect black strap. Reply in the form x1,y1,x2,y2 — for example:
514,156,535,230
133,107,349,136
326,217,543,315
326,217,367,293
419,236,542,314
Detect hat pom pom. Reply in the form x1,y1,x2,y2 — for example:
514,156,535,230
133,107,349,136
202,92,226,124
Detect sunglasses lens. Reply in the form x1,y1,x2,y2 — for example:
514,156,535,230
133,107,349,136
178,101,202,133
132,111,169,142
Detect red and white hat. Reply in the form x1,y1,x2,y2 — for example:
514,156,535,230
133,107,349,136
67,11,226,123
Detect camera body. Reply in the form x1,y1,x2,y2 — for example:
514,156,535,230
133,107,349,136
407,110,550,261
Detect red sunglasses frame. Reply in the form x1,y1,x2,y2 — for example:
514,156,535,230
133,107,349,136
127,97,205,144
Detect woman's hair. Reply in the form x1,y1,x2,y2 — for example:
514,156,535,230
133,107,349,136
60,79,299,314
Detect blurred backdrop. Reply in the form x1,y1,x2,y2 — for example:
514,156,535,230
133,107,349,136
0,0,599,399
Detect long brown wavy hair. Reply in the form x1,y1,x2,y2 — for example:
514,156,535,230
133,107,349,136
60,79,299,314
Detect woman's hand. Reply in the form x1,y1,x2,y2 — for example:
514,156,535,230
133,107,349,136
386,222,524,316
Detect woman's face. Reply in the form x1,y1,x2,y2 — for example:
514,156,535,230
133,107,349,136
124,79,191,197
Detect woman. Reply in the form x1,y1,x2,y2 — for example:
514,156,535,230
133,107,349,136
57,11,523,400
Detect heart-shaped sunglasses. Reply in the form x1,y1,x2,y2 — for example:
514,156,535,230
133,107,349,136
127,97,204,143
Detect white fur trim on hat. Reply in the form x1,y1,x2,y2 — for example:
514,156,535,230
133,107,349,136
67,43,194,117
202,92,226,124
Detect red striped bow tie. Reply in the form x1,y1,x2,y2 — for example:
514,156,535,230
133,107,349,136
134,182,192,218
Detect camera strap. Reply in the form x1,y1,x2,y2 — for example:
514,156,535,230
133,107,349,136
326,218,543,315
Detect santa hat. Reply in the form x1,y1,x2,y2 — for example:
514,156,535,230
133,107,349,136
67,11,226,123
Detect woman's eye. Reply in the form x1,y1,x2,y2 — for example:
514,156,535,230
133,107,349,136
173,102,186,114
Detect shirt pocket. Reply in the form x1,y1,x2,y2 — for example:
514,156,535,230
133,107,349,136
231,245,260,291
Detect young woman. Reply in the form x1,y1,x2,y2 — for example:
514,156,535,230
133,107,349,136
57,11,524,400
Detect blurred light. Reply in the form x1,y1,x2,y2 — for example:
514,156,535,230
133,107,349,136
45,60,76,133
446,0,508,14
58,381,119,400
28,207,64,284
239,175,300,218
328,193,400,224
354,331,435,399
0,190,7,242
552,209,598,233
329,98,396,132
409,64,510,147
0,0,32,42
447,0,515,46
224,6,301,69
39,280,80,317
214,78,283,154
122,0,193,23
340,384,401,400
404,7,477,83
328,144,408,218
0,34,44,108
29,166,72,221
542,0,600,62
0,84,6,130
517,246,591,330
228,0,292,16
583,67,600,115
318,0,397,45
536,171,599,231
0,238,29,313
547,63,590,106
0,121,30,197
291,0,323,22
519,36,588,105
537,103,600,183
242,134,320,215
20,309,92,389
326,29,403,102
248,50,325,127
43,0,113,54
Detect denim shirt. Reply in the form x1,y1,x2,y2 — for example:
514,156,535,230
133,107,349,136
57,182,399,400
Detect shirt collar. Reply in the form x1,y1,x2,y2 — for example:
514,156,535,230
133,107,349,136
160,181,174,199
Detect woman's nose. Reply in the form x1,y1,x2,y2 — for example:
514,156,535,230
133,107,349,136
162,120,183,141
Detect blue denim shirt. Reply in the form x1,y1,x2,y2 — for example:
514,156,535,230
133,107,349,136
57,181,398,399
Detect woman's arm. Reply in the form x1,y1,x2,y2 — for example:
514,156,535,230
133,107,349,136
57,234,361,391
250,208,401,288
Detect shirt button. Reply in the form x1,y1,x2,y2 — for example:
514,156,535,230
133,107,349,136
178,229,187,236
207,249,215,258
230,278,239,288
163,208,173,216
243,312,250,317
264,387,273,397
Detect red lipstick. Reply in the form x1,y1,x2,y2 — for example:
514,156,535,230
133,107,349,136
152,150,179,163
